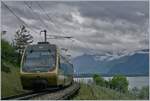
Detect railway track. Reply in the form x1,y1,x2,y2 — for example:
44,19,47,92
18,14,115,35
1,82,80,100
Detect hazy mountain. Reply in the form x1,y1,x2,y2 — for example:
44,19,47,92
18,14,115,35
72,49,149,76
108,52,149,75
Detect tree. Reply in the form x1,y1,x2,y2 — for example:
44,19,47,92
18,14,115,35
110,74,129,93
14,25,33,55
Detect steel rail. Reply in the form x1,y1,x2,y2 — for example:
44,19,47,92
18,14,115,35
1,87,59,100
58,83,80,100
31,82,80,100
1,82,80,100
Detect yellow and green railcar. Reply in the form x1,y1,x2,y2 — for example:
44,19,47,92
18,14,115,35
20,42,73,90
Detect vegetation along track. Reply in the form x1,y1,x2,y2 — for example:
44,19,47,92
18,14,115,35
1,82,80,100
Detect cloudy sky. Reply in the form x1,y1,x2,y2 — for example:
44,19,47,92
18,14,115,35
1,1,149,59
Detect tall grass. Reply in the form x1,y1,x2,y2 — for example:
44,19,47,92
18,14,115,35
73,83,147,100
1,62,27,97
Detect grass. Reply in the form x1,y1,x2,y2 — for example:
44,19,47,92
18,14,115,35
1,62,28,97
73,83,137,100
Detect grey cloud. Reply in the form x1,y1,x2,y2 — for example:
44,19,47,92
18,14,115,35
78,1,148,25
1,1,149,58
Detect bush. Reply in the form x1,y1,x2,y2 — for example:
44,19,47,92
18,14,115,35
138,86,149,99
1,39,21,72
1,61,11,73
130,86,149,99
93,74,105,86
109,75,129,93
1,39,15,59
130,87,139,97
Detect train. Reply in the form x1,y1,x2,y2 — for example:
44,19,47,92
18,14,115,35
20,42,74,90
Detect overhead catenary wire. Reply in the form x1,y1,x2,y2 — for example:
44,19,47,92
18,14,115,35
1,1,38,34
36,1,69,36
24,1,50,32
26,1,73,46
36,2,75,55
25,1,65,42
36,1,61,35
36,1,55,25
23,2,44,31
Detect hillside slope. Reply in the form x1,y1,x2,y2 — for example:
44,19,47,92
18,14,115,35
1,62,27,97
1,39,27,97
73,83,136,100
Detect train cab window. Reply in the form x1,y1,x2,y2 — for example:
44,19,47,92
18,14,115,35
22,50,56,72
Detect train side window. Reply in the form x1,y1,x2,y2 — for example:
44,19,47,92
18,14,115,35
60,56,65,73
59,55,73,75
59,56,60,68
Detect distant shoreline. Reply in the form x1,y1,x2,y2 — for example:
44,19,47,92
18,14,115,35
73,74,149,78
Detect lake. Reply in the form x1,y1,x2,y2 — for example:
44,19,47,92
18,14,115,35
74,76,149,89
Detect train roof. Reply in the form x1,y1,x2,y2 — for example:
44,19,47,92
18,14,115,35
26,42,57,51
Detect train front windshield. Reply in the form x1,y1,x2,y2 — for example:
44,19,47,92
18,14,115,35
22,50,56,72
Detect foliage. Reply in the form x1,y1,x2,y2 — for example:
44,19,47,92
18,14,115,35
73,83,136,100
1,39,20,66
138,86,149,99
130,87,139,97
1,37,21,72
1,39,15,59
93,74,129,93
1,60,11,73
109,75,129,93
130,86,149,100
93,74,105,86
14,25,33,54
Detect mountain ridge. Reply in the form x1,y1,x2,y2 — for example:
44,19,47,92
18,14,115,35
71,49,149,76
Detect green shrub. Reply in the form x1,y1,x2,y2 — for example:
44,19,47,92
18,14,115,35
130,87,139,97
1,39,15,59
138,86,149,99
1,61,11,73
109,75,129,93
1,39,21,72
93,74,105,86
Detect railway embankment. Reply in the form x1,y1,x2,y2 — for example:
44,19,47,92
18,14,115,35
1,39,27,97
72,83,136,100
1,62,27,98
72,83,149,100
2,82,80,100
30,82,80,100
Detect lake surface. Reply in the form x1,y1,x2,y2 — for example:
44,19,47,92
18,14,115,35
74,76,149,89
